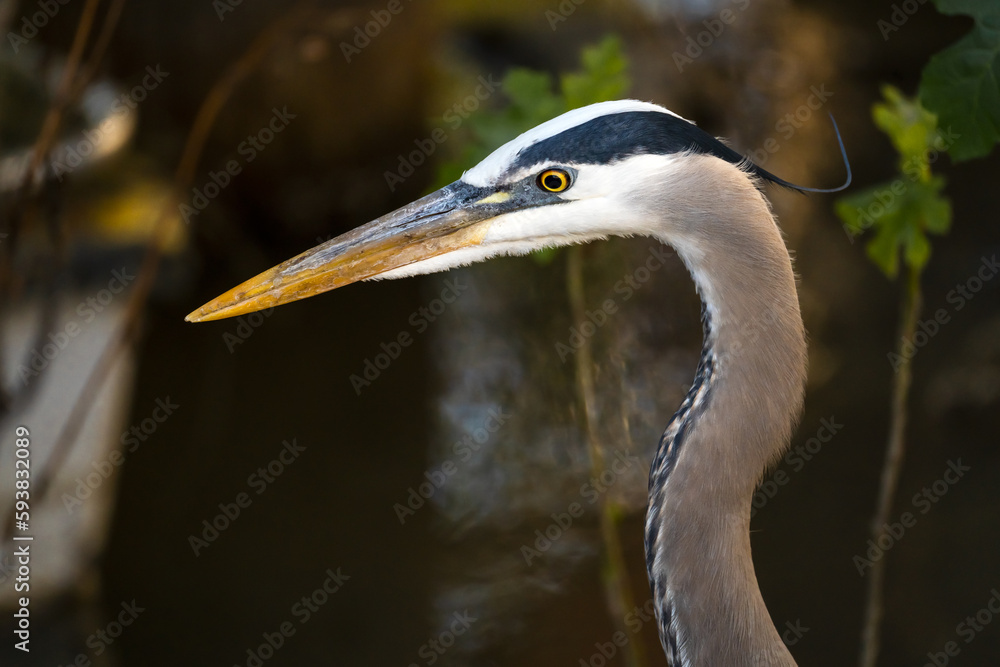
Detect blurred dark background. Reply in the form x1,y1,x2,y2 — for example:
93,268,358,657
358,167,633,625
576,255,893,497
1,0,998,665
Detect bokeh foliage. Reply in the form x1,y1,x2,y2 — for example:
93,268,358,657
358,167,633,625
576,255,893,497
835,87,952,278
433,35,630,187
840,0,998,278
918,0,1000,161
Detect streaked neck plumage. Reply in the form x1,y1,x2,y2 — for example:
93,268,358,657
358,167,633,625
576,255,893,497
643,155,807,666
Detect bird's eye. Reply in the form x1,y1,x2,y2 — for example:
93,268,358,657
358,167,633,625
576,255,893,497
538,169,571,193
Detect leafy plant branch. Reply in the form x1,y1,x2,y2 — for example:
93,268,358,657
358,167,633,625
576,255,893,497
836,1,998,663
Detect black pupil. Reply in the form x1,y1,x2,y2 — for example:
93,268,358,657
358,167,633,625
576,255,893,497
544,173,563,190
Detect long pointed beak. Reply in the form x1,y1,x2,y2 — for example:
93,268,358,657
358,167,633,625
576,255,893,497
186,182,501,322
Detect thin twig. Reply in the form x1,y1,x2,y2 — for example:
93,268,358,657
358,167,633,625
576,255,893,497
22,0,103,184
0,0,104,412
1,2,317,542
70,0,128,101
859,265,921,667
567,245,645,667
2,0,127,417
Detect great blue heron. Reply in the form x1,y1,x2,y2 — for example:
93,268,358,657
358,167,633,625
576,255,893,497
187,100,850,665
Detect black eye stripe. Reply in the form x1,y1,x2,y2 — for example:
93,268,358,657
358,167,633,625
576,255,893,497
513,111,740,169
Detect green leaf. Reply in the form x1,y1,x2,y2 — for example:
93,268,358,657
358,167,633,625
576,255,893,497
904,223,931,269
501,69,564,121
918,0,1000,161
872,85,940,175
867,219,902,277
561,35,631,108
835,176,951,278
921,192,952,234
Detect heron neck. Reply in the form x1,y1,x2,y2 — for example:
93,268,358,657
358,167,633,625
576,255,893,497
644,159,806,666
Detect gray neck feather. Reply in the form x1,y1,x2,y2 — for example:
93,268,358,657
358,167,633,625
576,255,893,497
643,156,807,666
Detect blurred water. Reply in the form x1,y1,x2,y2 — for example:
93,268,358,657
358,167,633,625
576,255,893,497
422,239,702,664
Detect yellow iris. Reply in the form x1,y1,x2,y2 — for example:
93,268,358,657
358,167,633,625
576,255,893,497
538,169,570,192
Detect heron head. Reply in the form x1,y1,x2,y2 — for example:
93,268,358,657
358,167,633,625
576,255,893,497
185,99,821,323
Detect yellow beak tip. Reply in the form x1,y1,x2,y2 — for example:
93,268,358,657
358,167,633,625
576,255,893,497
184,308,215,323
183,191,496,324
185,291,251,322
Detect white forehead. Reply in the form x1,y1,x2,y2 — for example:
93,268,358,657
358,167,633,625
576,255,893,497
461,99,687,187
